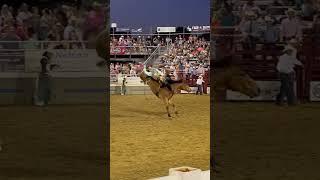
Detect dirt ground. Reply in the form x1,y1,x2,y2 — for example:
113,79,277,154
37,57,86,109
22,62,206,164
0,105,107,180
110,94,210,180
213,102,320,180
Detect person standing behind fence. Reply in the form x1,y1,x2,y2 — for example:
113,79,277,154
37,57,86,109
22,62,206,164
121,75,127,95
196,75,205,95
35,51,59,106
276,46,303,106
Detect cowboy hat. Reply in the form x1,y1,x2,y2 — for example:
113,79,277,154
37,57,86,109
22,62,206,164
288,38,298,44
43,51,54,57
265,16,273,22
286,8,296,15
246,11,257,17
283,45,294,52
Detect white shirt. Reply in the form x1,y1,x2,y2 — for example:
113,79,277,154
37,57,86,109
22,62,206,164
277,54,302,73
280,18,302,40
16,11,32,24
285,44,297,58
64,25,75,40
196,78,204,85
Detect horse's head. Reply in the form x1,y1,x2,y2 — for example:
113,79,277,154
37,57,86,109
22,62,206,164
225,67,260,98
177,81,192,92
213,56,261,98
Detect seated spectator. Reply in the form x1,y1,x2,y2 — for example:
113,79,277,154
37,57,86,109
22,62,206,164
30,6,40,36
64,16,77,40
301,0,315,20
240,11,262,49
39,8,51,40
16,20,29,41
129,68,137,76
84,2,105,39
280,8,302,42
263,16,279,43
0,26,21,49
1,4,13,23
242,0,261,17
68,30,85,49
16,3,32,25
218,6,237,26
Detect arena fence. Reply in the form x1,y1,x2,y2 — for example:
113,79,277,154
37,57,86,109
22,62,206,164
0,36,210,104
213,27,320,101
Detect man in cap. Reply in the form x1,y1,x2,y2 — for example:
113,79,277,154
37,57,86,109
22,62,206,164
64,16,77,40
276,46,303,105
121,75,127,95
241,11,261,49
35,51,59,106
263,16,279,44
242,0,261,16
196,75,205,95
280,8,302,42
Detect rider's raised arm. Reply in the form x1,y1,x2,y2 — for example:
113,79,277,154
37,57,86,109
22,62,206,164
143,65,152,76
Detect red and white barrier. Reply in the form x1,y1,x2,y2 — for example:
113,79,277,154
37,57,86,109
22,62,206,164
149,167,210,180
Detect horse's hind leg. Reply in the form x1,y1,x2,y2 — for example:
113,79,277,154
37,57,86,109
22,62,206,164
163,98,171,117
169,99,178,115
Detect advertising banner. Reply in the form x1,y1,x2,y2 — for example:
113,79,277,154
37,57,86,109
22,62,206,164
0,50,25,72
310,81,320,101
25,49,105,72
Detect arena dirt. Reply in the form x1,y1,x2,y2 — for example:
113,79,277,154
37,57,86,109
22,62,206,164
0,94,210,180
110,94,210,180
214,102,320,179
0,105,107,180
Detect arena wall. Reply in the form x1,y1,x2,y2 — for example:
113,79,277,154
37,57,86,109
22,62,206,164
0,73,107,105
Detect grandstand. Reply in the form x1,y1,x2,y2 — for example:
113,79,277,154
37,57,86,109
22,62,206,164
110,27,210,95
211,0,320,101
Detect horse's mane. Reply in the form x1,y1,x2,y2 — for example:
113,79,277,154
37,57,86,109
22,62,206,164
171,79,183,84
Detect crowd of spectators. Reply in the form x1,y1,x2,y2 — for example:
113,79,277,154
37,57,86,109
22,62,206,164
0,2,106,49
212,0,320,47
110,34,210,81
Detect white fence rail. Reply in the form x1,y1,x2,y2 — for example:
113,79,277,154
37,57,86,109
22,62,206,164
0,48,104,73
0,40,90,50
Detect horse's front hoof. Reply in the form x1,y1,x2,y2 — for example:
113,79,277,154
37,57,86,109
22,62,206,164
168,114,172,118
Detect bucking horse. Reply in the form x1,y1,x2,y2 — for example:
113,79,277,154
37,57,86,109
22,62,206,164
139,71,192,117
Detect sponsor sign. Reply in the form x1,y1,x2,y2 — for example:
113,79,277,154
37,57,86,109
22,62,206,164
116,27,130,32
310,81,320,101
117,76,144,86
157,27,176,33
226,81,296,101
191,26,210,32
25,49,105,72
0,50,25,72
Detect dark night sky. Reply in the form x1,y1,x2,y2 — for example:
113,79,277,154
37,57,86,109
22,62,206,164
110,0,210,30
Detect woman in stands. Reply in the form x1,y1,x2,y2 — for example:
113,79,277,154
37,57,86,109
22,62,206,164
68,30,85,49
